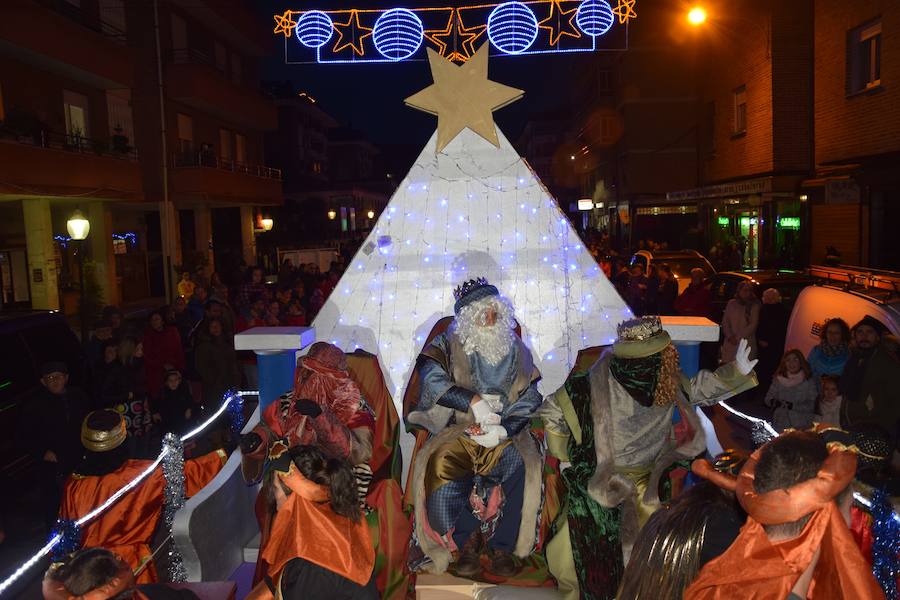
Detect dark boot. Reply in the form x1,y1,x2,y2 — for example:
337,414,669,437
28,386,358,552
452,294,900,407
489,548,520,578
454,530,483,577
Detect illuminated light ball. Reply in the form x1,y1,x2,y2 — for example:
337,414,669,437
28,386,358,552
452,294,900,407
575,0,614,37
488,1,539,55
295,10,333,48
373,8,424,61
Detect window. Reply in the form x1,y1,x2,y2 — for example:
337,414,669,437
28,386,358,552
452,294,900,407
235,133,246,164
106,89,134,145
733,85,747,135
176,113,193,153
63,90,90,138
214,42,227,73
596,69,612,94
101,0,127,33
171,13,187,50
848,20,882,93
231,52,242,85
219,129,232,161
312,161,322,174
340,207,348,232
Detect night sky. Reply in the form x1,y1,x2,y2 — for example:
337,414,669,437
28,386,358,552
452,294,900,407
255,0,595,156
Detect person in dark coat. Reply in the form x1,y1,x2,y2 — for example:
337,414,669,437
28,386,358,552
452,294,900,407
16,361,91,529
95,340,129,409
153,369,194,436
755,288,790,394
194,318,240,408
655,264,679,315
675,268,713,318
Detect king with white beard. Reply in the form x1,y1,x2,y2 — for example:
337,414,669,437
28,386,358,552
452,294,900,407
406,278,544,579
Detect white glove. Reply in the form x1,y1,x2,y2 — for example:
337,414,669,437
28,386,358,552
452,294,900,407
471,399,499,425
470,425,508,449
735,338,759,376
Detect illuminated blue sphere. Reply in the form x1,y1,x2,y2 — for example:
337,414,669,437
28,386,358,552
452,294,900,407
373,8,424,61
488,2,538,55
295,11,333,49
575,0,614,37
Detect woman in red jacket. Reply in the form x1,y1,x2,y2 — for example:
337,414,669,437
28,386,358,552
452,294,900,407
142,309,185,404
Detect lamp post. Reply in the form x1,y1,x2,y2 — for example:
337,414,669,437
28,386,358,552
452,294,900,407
67,209,91,342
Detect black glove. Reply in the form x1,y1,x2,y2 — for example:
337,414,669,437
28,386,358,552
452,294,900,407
294,398,323,418
239,432,262,454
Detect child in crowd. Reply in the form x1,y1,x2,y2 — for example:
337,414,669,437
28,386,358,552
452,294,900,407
283,299,307,327
814,375,842,427
764,349,818,432
154,369,194,436
177,271,195,299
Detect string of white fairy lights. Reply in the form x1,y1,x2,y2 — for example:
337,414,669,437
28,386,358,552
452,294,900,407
0,390,258,596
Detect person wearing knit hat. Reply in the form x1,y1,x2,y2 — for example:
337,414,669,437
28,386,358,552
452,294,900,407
541,316,758,600
685,428,882,599
58,410,226,584
405,277,543,578
840,314,900,437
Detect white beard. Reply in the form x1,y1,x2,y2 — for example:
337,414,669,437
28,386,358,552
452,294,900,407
454,296,516,367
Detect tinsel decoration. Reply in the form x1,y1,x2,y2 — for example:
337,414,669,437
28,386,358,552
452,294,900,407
751,421,775,448
49,519,81,560
227,389,245,435
870,487,900,600
161,432,188,583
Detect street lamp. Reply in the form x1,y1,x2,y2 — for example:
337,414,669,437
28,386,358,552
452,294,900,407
67,209,91,343
260,216,274,231
687,6,707,25
367,210,375,219
327,209,337,220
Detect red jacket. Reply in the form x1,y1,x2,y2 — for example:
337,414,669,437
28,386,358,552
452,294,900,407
142,325,185,399
675,284,713,318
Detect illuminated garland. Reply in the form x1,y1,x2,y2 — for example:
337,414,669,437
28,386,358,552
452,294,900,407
0,391,258,596
276,0,633,64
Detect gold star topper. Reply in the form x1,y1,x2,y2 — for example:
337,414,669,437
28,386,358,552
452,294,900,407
405,43,523,152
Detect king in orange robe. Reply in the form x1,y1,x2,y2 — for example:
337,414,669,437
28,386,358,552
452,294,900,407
59,409,226,583
686,427,883,599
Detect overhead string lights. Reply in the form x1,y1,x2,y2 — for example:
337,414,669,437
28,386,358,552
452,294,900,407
0,390,258,596
277,0,633,64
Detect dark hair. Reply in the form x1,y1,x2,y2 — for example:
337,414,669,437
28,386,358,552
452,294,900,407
754,431,827,538
658,263,672,275
775,349,812,379
618,482,742,600
820,318,851,344
288,446,361,522
46,548,123,596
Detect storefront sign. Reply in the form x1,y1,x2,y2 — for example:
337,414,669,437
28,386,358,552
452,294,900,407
32,268,43,283
825,180,860,204
717,216,730,227
666,177,773,202
778,216,801,230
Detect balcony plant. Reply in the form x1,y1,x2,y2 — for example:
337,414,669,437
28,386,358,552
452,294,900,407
111,124,133,155
0,107,47,145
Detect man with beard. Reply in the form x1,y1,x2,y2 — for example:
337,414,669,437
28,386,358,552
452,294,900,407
840,315,900,439
406,278,543,578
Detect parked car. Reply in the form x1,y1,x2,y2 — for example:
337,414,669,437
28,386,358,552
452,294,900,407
785,265,900,357
709,269,816,323
629,250,716,292
0,311,88,484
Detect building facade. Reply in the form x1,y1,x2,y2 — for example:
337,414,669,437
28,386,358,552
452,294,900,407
0,0,280,315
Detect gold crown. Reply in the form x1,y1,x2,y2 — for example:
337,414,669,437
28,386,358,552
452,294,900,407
616,316,664,342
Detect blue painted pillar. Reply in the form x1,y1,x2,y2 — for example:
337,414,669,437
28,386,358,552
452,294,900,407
674,341,701,378
234,326,316,412
256,351,298,411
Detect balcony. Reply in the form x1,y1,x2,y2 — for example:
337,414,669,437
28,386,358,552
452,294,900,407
170,151,283,206
0,130,143,201
165,49,277,131
0,0,134,88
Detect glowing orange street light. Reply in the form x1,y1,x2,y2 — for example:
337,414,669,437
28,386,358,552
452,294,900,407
688,6,707,25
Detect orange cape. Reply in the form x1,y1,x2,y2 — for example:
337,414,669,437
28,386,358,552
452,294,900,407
262,466,375,587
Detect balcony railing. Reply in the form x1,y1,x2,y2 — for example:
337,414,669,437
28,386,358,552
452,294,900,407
37,0,128,44
0,128,139,161
173,151,282,180
168,48,218,70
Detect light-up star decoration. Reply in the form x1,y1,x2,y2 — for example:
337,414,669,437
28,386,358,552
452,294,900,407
280,0,631,64
405,43,523,152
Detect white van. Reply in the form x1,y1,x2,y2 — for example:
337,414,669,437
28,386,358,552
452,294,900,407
785,266,900,356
